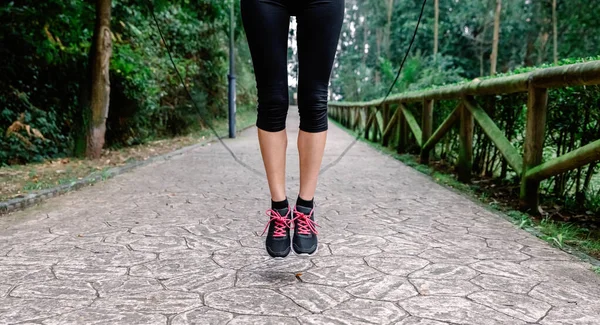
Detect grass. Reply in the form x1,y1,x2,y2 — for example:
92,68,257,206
1,108,257,201
506,210,600,257
329,117,600,260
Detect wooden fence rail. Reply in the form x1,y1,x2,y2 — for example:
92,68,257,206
328,60,600,212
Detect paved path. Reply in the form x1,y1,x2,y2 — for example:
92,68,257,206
1,109,599,325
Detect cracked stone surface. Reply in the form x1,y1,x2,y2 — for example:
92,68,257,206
1,110,599,324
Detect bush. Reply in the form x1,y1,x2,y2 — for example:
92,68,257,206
1,0,256,165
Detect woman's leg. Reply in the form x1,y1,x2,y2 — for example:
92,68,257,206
296,0,344,201
293,0,344,255
258,129,287,202
297,131,327,201
241,0,293,258
241,0,290,202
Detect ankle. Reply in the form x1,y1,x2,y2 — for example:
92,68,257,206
271,198,289,210
296,196,314,209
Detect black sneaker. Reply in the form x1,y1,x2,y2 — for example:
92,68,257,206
261,207,292,259
292,205,319,256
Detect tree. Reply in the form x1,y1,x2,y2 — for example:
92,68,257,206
552,0,558,64
87,0,113,158
434,0,439,55
1,0,258,165
384,0,395,58
490,0,501,75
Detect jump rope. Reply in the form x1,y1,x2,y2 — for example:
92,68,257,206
145,0,428,177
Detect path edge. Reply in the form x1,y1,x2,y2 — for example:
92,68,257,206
0,126,254,216
393,149,600,268
330,119,600,269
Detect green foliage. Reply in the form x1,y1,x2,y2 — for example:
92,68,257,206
332,0,600,218
333,0,600,101
1,0,256,164
405,54,465,91
507,210,535,229
505,210,600,257
0,0,91,164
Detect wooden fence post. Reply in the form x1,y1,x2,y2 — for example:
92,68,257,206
393,106,401,148
371,106,378,142
382,104,400,147
353,107,360,130
398,107,408,153
420,99,434,164
360,108,368,132
364,106,374,139
374,106,385,143
383,103,390,129
520,87,548,212
369,107,377,142
345,107,350,127
458,98,474,182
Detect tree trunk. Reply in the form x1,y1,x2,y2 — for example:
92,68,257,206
479,48,485,77
575,166,583,204
87,0,112,159
490,0,502,76
552,0,558,64
434,0,439,56
384,0,394,58
361,20,368,66
583,163,596,191
524,33,535,67
537,32,549,65
375,29,382,85
478,13,489,77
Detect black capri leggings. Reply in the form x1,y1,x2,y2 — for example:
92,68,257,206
241,0,345,133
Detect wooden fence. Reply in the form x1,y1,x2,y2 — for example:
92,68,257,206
328,60,600,211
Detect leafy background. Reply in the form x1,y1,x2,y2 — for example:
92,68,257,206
1,0,599,216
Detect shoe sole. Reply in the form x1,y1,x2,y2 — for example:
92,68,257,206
291,245,318,257
266,250,291,259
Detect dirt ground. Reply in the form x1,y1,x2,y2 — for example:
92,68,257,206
0,135,208,201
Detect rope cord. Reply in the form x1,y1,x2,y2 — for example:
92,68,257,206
146,0,263,177
146,0,427,176
320,0,428,174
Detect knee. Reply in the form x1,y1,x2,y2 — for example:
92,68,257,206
298,90,328,133
257,86,289,132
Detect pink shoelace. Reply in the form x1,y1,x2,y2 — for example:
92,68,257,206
261,208,291,238
292,207,319,235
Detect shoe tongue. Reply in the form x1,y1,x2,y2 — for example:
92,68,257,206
295,205,312,215
274,207,289,217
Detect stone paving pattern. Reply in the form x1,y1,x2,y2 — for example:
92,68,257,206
1,109,600,324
